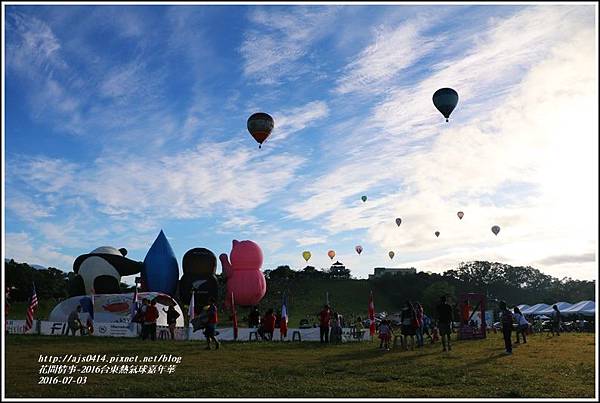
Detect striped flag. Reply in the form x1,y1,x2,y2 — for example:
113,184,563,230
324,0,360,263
368,290,376,337
25,283,38,332
280,293,288,338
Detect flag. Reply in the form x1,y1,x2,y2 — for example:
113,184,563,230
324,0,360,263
368,290,376,337
25,283,38,332
188,291,196,322
231,292,238,340
280,293,288,338
128,285,139,331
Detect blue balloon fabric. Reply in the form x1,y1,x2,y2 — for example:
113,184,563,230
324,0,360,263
142,230,179,296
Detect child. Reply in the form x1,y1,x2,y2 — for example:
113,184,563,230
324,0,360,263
431,322,440,343
378,319,392,350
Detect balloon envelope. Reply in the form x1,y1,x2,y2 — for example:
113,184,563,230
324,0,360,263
435,231,440,237
395,218,402,227
355,245,363,255
247,112,274,148
328,250,336,260
433,88,459,122
457,211,464,220
492,225,501,235
302,251,311,262
388,251,395,259
361,196,367,202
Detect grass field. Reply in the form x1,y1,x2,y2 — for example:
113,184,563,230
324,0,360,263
4,332,596,398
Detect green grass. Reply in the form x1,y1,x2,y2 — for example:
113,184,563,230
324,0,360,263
5,332,595,398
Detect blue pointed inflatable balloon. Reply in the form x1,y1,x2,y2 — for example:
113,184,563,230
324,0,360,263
142,230,179,296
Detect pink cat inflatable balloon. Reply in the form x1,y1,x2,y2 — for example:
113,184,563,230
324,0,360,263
219,240,267,306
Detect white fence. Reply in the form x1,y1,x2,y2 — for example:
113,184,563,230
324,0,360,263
6,320,371,342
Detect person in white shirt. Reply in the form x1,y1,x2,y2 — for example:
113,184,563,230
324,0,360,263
513,306,529,344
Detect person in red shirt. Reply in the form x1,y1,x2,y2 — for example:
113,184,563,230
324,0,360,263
258,308,277,341
144,299,159,341
204,297,220,350
319,305,332,343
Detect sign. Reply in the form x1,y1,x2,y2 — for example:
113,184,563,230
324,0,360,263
6,320,37,334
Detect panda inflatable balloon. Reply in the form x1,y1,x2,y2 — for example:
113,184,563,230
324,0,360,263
69,246,143,296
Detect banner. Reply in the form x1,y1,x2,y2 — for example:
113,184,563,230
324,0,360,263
6,320,38,334
93,294,135,324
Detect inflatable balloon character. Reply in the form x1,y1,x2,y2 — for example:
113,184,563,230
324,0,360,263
219,240,267,306
180,248,219,310
69,246,142,296
142,230,179,296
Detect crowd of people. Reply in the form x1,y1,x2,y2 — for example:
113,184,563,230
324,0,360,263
63,293,576,357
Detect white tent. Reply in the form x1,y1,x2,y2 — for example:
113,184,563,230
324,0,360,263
536,302,573,316
516,304,530,311
561,300,595,316
521,303,550,315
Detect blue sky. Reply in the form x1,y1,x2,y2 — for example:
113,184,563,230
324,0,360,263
3,3,598,283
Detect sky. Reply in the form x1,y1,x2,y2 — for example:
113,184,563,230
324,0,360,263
3,3,598,284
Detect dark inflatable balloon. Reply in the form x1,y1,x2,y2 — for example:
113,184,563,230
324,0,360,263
180,248,219,308
142,230,179,296
247,112,274,148
491,225,501,236
395,218,402,227
435,231,440,237
433,88,459,122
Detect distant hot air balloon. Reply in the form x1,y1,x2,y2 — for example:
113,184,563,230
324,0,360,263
247,112,274,149
435,231,440,238
395,218,402,227
355,245,363,255
433,88,459,122
457,211,464,220
328,250,336,260
491,225,501,236
302,251,311,262
388,251,395,260
361,195,367,203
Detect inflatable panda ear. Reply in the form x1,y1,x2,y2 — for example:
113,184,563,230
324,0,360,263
119,248,128,257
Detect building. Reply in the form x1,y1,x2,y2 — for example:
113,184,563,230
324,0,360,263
368,267,417,280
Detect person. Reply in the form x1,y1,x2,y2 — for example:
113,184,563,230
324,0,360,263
378,319,393,350
436,296,453,352
144,299,159,341
431,321,440,343
248,306,261,328
68,305,83,336
414,302,425,348
422,314,433,343
318,304,331,343
163,305,180,340
139,298,149,339
353,316,365,340
258,308,276,341
400,301,416,351
513,306,529,344
550,304,561,336
499,301,513,354
330,312,343,343
204,297,220,350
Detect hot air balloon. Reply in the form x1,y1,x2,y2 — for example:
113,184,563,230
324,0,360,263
457,211,464,220
435,231,440,237
327,250,336,260
395,218,402,227
433,88,459,122
361,195,367,202
355,245,363,255
247,112,274,149
491,225,501,236
302,251,311,262
388,251,395,260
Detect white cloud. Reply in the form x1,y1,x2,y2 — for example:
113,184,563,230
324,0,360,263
4,232,75,271
240,7,338,84
335,20,437,94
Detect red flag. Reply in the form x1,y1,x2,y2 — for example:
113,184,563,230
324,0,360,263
231,292,238,340
368,290,376,337
25,283,38,332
